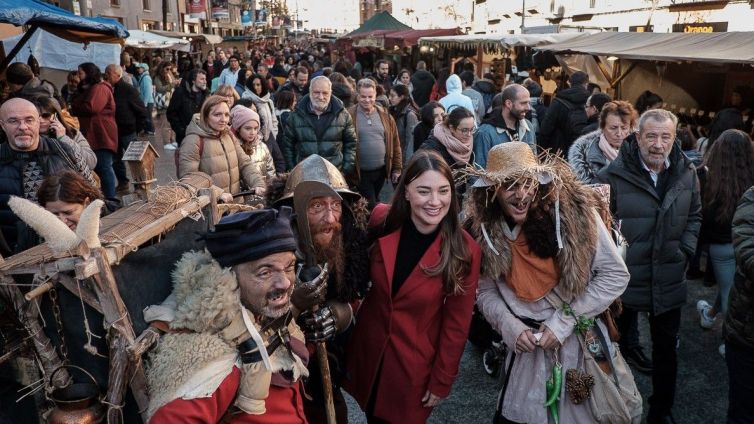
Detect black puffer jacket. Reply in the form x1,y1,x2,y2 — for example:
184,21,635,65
410,69,435,107
281,95,357,174
112,79,148,136
725,187,754,350
537,86,589,154
166,81,207,145
595,139,701,314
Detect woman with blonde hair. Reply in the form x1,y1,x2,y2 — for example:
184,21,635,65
214,84,240,108
177,95,265,202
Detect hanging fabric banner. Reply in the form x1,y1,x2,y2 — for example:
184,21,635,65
241,9,253,27
187,0,207,19
211,0,229,19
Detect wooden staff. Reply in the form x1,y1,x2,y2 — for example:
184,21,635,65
314,311,337,424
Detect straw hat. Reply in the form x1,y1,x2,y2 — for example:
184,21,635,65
470,142,554,188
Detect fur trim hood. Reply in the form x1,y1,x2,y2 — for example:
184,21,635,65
463,158,600,300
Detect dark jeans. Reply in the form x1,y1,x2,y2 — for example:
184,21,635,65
144,103,155,133
726,341,754,423
357,167,386,209
617,306,641,350
94,149,117,200
647,307,682,421
113,132,136,186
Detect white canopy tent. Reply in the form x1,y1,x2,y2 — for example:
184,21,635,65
125,30,190,52
2,28,119,72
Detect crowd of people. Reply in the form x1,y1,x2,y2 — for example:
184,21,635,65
0,38,753,424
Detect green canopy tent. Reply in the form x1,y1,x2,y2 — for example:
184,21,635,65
346,11,411,36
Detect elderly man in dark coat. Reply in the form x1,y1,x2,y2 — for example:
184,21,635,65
596,108,701,424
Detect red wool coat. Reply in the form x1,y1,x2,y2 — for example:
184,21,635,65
71,81,118,153
344,204,481,423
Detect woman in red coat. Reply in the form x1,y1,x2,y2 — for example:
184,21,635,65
71,62,118,200
344,150,481,423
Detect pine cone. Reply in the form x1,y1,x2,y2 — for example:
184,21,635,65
565,368,595,404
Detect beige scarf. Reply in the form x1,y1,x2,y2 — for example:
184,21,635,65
432,124,473,164
598,133,619,162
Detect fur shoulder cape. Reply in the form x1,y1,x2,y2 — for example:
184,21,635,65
464,161,600,300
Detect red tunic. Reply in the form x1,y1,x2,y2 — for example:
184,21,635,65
343,204,481,423
150,367,308,424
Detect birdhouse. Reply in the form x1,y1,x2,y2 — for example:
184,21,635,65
122,140,160,200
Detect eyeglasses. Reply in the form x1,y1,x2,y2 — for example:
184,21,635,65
456,127,477,135
2,117,38,127
40,112,54,120
308,200,342,215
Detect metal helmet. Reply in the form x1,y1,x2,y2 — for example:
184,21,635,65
276,155,358,205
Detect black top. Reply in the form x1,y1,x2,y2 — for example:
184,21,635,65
392,218,440,296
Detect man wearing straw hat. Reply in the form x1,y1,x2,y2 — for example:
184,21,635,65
464,142,639,423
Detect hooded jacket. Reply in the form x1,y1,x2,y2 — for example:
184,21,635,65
281,94,357,174
178,115,265,197
242,90,279,142
410,69,436,107
135,63,154,106
15,77,56,102
438,74,475,118
537,85,590,154
595,139,701,314
472,108,535,168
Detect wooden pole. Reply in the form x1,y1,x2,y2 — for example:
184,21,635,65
316,336,337,424
89,250,149,423
0,25,38,73
0,276,71,386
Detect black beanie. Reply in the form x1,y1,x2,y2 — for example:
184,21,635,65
204,206,297,268
6,63,34,86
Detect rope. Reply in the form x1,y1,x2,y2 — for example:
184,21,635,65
101,399,125,424
75,278,106,358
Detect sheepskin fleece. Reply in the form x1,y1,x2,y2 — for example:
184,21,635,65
145,332,235,419
464,160,599,300
170,249,240,333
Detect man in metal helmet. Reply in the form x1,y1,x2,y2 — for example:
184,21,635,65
268,154,370,424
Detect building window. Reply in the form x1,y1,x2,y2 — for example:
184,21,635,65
143,0,150,11
590,0,596,7
111,0,120,6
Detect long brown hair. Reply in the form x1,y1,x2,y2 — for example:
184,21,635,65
703,129,754,224
377,150,472,295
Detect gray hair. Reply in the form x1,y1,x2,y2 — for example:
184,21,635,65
638,108,678,133
310,75,332,90
356,78,377,90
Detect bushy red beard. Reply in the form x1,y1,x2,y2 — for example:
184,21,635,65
311,223,345,295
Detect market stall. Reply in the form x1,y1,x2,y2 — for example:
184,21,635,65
2,28,120,88
534,31,754,121
126,29,190,52
0,0,128,72
148,30,223,58
417,32,588,88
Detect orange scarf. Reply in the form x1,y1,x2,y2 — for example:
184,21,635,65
507,232,560,301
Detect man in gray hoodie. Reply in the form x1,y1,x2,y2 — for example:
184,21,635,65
459,71,485,124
